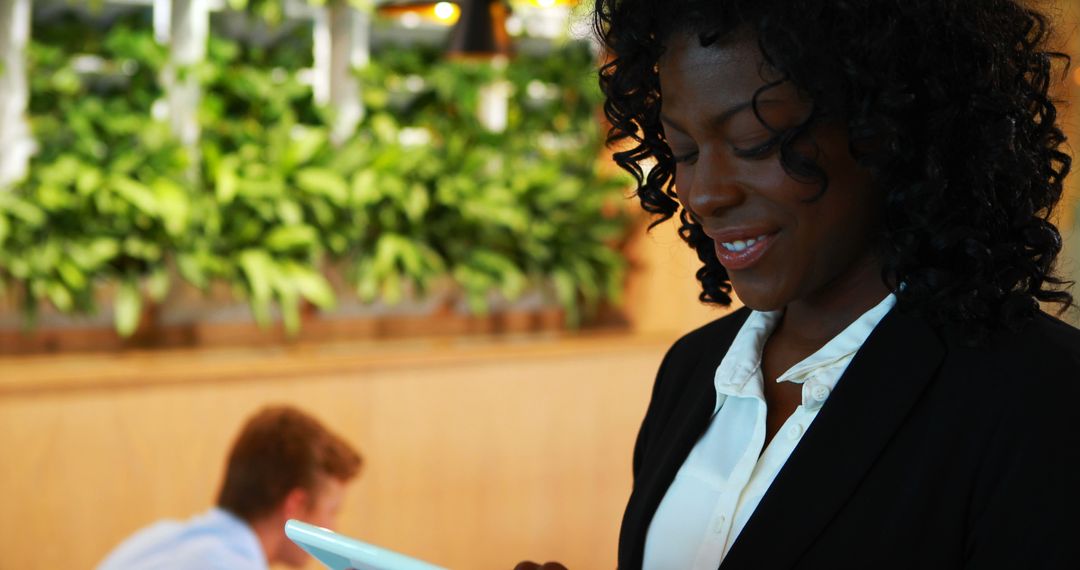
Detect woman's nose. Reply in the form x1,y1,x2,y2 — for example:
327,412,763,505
681,151,744,220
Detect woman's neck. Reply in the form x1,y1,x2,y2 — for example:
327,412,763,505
773,256,890,350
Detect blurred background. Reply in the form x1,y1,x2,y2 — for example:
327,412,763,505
0,0,1076,568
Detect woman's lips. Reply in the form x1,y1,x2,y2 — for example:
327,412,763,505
711,232,777,271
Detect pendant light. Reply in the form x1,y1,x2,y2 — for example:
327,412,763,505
376,0,510,58
446,0,511,59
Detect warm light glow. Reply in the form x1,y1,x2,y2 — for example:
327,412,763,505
400,12,421,28
536,0,557,7
379,3,460,26
1074,67,1080,86
505,14,524,36
434,2,456,20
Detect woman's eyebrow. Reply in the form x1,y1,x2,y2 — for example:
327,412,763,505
660,99,787,133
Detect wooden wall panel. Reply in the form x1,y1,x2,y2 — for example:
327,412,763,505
1053,0,1080,323
0,335,677,570
620,216,731,335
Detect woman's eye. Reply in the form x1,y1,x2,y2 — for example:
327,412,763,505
731,136,780,160
673,151,699,164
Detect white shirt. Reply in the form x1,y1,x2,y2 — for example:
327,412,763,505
643,293,897,570
97,507,268,570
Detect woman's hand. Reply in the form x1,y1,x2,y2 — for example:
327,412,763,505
513,562,568,570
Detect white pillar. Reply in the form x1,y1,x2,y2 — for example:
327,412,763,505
312,7,331,105
478,57,510,133
315,0,369,146
166,0,208,150
0,0,34,189
153,0,172,44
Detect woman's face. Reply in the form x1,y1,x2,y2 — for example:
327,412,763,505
658,31,884,312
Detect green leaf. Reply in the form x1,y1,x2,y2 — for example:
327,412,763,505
30,242,63,276
215,155,240,204
309,199,336,228
115,280,143,337
239,249,274,305
295,167,349,204
571,259,600,309
284,126,328,170
402,182,430,222
110,152,143,176
370,113,399,144
46,281,75,313
395,241,424,276
264,224,319,253
42,154,81,186
284,263,336,310
350,169,381,206
37,184,73,210
371,237,394,275
236,177,286,199
279,286,301,336
551,269,579,327
76,238,121,270
380,271,403,305
76,165,104,196
249,295,273,328
325,137,369,174
276,200,304,225
111,176,159,215
465,291,488,315
122,237,163,261
177,252,209,289
0,196,45,225
56,260,87,290
146,268,170,302
354,257,379,303
153,178,190,236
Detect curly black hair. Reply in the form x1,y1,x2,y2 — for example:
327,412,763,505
594,0,1074,338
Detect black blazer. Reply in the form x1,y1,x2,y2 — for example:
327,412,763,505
618,306,1080,569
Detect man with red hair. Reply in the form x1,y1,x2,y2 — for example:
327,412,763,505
98,405,362,570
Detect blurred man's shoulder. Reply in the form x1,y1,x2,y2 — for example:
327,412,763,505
97,508,266,570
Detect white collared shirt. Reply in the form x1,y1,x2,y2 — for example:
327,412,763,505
97,507,268,570
643,293,897,570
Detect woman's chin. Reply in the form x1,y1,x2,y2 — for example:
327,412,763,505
728,282,787,313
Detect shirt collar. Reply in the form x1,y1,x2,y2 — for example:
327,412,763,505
209,507,269,568
713,293,897,412
712,308,778,406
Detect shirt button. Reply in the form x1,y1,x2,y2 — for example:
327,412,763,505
712,515,727,534
810,383,831,401
787,424,805,440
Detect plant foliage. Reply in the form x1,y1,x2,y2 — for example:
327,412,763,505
0,6,630,336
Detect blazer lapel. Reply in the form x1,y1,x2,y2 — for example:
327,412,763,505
622,309,750,567
720,308,947,570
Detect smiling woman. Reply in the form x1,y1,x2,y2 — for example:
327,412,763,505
657,31,885,318
582,0,1080,569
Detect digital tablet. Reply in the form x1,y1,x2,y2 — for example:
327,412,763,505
285,519,447,570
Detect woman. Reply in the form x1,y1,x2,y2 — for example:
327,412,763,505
530,0,1080,568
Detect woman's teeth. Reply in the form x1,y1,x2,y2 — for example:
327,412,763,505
720,235,767,252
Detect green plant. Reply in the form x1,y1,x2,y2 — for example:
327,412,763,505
1,16,190,336
182,33,340,334
193,33,630,328
2,10,631,337
353,43,631,323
